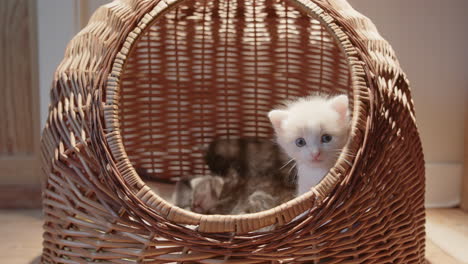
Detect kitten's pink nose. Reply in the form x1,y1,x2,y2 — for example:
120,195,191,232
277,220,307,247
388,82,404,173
311,152,321,161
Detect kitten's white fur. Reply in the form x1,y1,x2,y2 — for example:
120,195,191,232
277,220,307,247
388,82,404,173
268,94,350,195
190,176,224,213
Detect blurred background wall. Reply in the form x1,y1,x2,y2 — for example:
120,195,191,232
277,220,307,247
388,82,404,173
349,0,468,208
0,0,41,207
0,0,467,209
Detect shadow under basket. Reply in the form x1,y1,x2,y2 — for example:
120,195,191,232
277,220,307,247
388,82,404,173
40,0,426,263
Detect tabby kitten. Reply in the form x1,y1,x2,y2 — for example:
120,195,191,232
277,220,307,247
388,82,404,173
203,138,297,215
168,138,297,215
205,137,297,188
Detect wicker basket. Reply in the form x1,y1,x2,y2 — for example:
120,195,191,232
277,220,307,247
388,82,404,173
40,0,426,262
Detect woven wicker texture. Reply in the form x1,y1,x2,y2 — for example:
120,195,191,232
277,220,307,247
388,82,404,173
40,0,425,263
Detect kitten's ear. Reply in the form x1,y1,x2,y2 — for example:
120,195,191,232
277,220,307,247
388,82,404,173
329,95,349,121
190,177,204,189
268,110,288,132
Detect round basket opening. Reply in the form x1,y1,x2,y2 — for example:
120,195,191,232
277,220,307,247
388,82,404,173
106,0,367,232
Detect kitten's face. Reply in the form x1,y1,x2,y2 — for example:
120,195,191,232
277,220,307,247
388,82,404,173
190,176,224,214
268,95,350,169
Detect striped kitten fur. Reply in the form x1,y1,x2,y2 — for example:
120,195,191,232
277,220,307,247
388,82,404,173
189,137,297,215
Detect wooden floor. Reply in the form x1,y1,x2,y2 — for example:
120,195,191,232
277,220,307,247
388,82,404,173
2,208,467,264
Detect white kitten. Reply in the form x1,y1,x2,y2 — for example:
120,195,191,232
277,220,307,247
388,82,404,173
268,94,350,195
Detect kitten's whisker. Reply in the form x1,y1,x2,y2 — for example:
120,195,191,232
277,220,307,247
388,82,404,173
280,159,295,170
338,156,353,166
337,156,353,159
334,153,356,162
333,150,356,157
332,150,354,155
288,163,297,175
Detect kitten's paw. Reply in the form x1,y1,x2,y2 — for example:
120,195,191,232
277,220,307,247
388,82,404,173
247,191,276,213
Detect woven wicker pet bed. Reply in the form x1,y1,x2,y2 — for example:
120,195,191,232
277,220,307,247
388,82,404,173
40,0,426,262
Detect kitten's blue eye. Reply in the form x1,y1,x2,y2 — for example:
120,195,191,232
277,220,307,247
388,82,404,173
295,138,306,147
321,134,333,143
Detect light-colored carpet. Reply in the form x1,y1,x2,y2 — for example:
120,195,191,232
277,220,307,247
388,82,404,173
426,209,468,264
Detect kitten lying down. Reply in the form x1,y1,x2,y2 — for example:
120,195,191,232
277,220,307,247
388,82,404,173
171,175,224,213
173,170,284,215
173,138,296,215
173,94,350,218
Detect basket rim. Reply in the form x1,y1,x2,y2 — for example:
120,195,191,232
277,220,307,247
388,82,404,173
103,0,371,233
